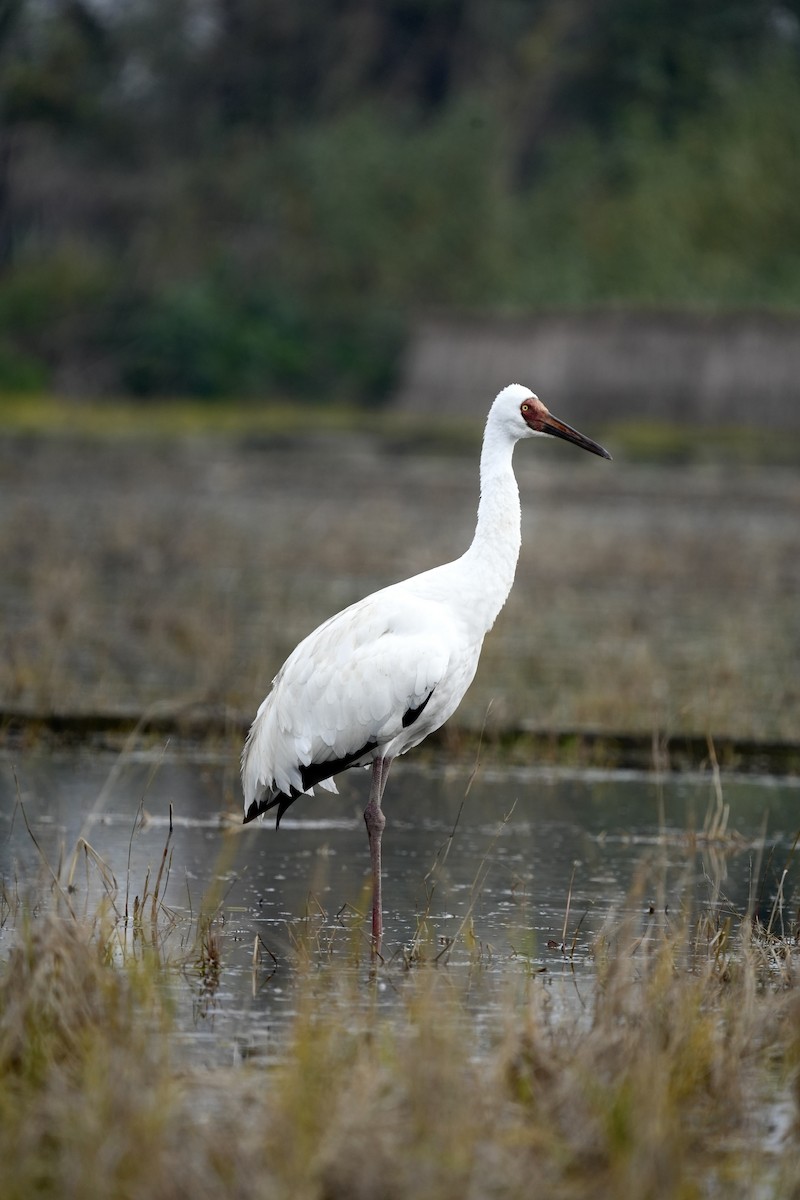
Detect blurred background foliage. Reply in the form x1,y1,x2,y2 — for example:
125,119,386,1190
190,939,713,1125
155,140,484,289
0,0,799,402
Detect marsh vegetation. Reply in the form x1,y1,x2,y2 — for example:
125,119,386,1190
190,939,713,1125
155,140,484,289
2,420,798,747
1,412,798,1197
1,749,799,1200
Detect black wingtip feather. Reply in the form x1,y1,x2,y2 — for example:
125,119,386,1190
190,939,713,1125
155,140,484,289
243,737,382,829
243,789,299,827
243,799,267,825
275,794,296,827
402,687,435,729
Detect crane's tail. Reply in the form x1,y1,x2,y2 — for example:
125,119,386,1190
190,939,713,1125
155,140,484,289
242,737,377,827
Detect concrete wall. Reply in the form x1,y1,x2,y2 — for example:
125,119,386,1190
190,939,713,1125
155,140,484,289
394,311,800,429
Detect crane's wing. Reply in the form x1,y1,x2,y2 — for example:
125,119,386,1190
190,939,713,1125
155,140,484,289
241,588,453,824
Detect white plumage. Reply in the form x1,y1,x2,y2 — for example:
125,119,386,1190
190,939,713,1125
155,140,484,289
242,383,611,954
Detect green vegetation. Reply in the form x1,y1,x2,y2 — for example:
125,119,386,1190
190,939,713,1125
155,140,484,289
1,2,799,401
2,393,800,468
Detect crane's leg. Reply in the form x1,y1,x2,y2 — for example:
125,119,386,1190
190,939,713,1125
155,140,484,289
364,756,392,957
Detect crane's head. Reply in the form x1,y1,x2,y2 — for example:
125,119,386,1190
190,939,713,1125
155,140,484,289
493,383,612,460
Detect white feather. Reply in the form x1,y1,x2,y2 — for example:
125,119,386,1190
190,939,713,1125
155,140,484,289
241,383,610,818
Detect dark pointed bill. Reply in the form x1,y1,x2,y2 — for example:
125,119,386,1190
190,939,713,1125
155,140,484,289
542,413,612,460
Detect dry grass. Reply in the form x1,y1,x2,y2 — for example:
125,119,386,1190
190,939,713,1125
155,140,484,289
1,426,798,744
2,410,798,1196
1,846,799,1200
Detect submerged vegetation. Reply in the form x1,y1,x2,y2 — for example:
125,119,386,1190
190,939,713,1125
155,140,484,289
1,837,799,1200
2,690,798,1199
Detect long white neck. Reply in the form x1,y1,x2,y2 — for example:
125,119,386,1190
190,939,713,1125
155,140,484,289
457,415,522,633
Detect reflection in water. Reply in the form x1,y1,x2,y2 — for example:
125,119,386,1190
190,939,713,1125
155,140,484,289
1,748,798,1066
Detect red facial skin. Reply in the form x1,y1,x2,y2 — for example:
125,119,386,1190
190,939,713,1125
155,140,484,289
520,398,612,460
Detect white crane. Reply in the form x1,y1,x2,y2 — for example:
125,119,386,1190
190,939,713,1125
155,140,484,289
242,384,611,955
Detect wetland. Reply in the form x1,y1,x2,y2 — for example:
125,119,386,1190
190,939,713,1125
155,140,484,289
1,413,799,1198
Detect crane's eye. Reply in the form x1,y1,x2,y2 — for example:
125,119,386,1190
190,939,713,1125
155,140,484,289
521,403,529,413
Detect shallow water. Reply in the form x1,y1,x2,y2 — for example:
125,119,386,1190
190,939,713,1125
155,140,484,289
1,748,798,1066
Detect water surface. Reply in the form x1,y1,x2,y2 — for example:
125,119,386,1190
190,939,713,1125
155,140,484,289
2,749,798,1065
